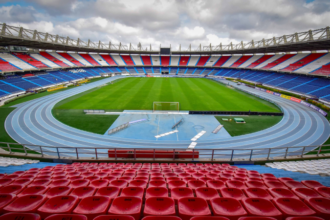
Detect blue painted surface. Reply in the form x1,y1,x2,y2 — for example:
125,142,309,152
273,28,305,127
0,162,64,174
235,164,330,187
105,110,231,141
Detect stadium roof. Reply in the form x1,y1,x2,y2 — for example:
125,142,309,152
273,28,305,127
0,23,329,55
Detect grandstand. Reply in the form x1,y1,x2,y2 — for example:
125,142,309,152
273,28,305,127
0,15,330,220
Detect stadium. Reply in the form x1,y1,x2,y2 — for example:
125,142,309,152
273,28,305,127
0,0,330,219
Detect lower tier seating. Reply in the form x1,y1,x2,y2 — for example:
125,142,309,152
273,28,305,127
0,162,329,220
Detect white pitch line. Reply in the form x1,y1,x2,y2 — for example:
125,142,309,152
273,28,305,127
191,130,206,141
155,130,178,138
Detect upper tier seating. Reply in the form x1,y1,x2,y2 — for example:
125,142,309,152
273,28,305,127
80,54,100,66
12,53,48,69
0,61,20,72
196,56,210,66
0,53,36,70
41,52,71,67
57,53,84,66
0,162,329,219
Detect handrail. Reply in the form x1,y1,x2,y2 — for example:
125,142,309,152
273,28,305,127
1,22,329,53
0,141,329,162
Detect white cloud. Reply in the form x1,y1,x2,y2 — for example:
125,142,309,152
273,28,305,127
1,0,330,50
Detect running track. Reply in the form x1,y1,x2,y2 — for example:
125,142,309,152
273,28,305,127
5,76,330,158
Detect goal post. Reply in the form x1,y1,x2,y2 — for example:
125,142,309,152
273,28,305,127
153,102,179,112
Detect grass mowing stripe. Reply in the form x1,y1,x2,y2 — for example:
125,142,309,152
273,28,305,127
187,78,229,110
170,78,193,110
141,78,162,109
119,78,152,110
177,78,213,110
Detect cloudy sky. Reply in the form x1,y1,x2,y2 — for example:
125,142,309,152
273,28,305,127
0,0,329,50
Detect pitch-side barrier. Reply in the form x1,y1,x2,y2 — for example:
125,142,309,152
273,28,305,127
0,142,329,162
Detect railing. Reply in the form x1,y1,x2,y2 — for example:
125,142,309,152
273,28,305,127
1,23,329,53
0,142,329,162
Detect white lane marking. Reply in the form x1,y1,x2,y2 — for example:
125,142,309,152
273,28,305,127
191,130,206,141
155,130,179,139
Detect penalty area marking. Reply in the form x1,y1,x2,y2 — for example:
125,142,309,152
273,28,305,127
155,130,179,139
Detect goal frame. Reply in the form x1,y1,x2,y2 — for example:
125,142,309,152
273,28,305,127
153,102,180,112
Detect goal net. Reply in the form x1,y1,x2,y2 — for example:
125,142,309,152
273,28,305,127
153,102,179,112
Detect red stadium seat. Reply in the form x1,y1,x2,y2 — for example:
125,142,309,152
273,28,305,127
178,197,211,220
305,197,330,219
45,186,72,198
243,188,273,200
267,188,299,199
89,179,109,188
3,195,46,213
95,186,120,198
170,187,194,204
278,177,293,183
110,180,128,189
142,216,183,220
119,176,134,182
183,177,196,182
206,180,226,190
94,215,135,220
168,180,186,189
73,196,111,220
245,181,267,189
70,186,96,199
144,197,176,216
219,188,246,200
167,177,181,182
29,179,52,187
241,198,283,220
272,198,316,218
285,217,324,220
85,176,100,181
191,217,230,220
264,181,287,189
292,187,323,200
151,177,166,181
187,180,206,190
48,179,70,188
44,214,87,220
108,196,142,220
135,176,149,181
195,187,220,203
210,197,247,220
69,179,90,188
283,180,307,189
315,187,330,198
0,185,25,194
18,186,48,197
0,212,41,220
103,176,117,182
121,187,144,198
302,180,324,188
0,194,16,214
149,180,167,188
129,180,148,189
238,218,277,220
11,178,32,186
37,196,80,219
146,187,169,199
226,180,246,189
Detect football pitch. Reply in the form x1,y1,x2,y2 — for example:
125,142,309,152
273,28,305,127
55,77,280,112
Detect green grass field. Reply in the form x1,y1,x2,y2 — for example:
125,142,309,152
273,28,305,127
55,78,281,112
215,116,283,136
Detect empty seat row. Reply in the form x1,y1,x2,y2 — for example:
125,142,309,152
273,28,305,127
0,194,329,220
